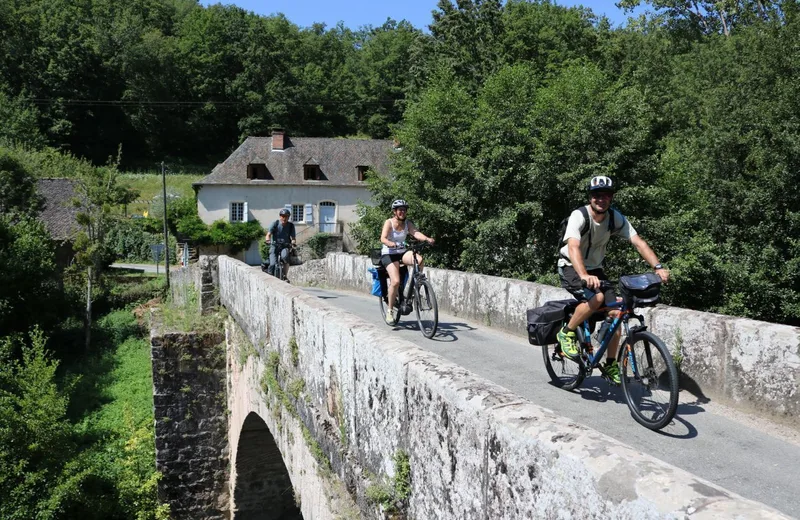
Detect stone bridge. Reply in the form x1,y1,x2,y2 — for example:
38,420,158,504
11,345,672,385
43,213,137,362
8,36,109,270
151,255,797,519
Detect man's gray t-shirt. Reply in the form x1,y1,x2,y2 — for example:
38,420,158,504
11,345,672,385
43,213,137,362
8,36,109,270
557,206,637,270
269,220,296,244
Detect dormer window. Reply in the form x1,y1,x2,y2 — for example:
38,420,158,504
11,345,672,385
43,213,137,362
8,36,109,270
247,163,271,180
357,165,369,182
304,165,321,180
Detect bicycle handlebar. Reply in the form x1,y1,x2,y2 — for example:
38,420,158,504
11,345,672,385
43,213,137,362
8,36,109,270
580,279,615,291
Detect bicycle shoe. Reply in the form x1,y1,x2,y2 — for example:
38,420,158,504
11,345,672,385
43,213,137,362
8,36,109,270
556,328,580,359
605,359,621,385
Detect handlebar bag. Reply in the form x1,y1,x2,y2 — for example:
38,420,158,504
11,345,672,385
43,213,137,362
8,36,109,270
620,272,661,306
526,298,579,345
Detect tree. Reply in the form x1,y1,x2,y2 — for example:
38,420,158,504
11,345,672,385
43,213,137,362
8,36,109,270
0,329,75,520
0,217,60,335
71,153,138,349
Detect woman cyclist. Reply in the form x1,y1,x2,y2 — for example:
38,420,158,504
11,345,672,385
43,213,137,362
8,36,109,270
380,199,435,324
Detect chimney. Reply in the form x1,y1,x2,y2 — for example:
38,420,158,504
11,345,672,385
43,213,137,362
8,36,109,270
272,128,285,151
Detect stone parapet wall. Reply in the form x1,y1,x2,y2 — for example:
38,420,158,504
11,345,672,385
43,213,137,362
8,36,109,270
289,253,800,427
221,255,788,519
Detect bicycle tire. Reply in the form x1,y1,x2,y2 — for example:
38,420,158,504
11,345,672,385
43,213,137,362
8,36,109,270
541,343,585,390
414,278,438,339
378,293,400,326
619,331,679,430
275,261,283,281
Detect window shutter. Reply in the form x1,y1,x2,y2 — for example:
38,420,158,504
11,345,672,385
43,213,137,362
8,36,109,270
242,201,249,222
304,203,313,224
284,203,293,221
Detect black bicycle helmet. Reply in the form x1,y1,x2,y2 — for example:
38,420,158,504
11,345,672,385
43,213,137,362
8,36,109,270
279,208,290,216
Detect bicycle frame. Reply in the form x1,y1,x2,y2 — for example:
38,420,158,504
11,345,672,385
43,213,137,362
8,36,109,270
577,300,646,375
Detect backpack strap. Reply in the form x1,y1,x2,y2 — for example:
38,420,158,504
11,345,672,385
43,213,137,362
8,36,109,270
578,206,591,259
269,220,279,236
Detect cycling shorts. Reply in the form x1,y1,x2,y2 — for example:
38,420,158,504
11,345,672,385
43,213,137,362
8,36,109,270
559,266,616,304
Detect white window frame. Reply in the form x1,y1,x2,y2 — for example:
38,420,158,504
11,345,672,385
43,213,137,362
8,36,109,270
229,201,246,222
291,204,305,223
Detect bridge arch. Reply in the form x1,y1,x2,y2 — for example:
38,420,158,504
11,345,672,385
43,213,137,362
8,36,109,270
233,411,302,519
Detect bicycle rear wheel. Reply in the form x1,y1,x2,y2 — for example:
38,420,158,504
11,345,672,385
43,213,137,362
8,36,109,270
619,331,679,430
414,279,438,339
541,343,585,390
378,294,400,326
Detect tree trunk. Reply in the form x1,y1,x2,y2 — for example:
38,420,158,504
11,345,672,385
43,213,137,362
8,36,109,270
85,266,92,350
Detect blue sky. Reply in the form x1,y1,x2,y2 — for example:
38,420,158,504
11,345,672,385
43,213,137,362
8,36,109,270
198,0,650,31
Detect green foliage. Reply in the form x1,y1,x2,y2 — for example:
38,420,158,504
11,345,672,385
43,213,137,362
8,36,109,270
0,148,43,216
177,216,263,253
0,329,75,520
106,218,177,263
160,284,225,334
0,215,61,335
365,450,412,513
305,232,337,259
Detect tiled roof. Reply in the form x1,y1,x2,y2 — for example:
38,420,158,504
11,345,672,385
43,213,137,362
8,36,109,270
36,178,81,241
194,136,395,186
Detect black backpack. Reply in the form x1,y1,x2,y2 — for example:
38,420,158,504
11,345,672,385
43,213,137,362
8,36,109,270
558,206,623,260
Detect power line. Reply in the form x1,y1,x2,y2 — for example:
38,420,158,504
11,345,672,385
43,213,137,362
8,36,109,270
24,97,403,108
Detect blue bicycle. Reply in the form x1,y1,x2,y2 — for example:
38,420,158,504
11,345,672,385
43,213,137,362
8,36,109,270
540,274,679,430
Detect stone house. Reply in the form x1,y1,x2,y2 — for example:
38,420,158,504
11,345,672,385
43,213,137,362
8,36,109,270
193,129,395,265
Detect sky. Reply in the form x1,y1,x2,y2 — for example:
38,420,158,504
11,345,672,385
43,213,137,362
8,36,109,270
198,0,650,31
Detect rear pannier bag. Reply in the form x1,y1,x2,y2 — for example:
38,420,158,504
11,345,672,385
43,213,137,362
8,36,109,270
619,272,661,307
526,298,579,346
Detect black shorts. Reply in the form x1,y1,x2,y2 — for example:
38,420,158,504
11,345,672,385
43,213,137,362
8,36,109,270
559,266,617,304
380,252,405,268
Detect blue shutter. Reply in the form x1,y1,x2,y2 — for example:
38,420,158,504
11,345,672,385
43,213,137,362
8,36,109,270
242,201,249,222
284,204,293,221
304,203,313,224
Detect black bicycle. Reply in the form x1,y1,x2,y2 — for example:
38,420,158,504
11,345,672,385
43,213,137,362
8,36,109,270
375,241,438,339
538,274,679,430
262,241,292,281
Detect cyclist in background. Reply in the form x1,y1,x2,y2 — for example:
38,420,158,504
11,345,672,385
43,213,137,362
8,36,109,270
265,208,296,278
556,176,669,383
380,199,434,324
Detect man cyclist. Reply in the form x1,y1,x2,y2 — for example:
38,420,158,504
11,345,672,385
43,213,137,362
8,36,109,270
265,208,296,279
557,176,669,383
380,199,434,324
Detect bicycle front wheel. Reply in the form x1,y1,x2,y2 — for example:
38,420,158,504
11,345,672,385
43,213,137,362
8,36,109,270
541,343,585,390
619,331,679,430
414,279,438,339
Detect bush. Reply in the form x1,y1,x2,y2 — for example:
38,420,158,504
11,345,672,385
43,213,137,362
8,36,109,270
305,232,337,259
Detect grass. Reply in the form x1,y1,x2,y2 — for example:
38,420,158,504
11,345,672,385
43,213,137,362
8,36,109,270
119,172,205,216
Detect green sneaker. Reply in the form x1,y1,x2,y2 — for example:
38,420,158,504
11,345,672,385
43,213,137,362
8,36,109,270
556,329,580,359
605,359,621,385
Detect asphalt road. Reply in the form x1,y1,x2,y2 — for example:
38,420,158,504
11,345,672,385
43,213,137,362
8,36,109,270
302,286,800,518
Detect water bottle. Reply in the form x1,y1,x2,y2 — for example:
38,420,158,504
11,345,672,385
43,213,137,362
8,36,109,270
595,316,614,344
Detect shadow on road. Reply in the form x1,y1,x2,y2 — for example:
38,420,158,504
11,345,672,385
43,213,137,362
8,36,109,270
388,320,477,342
563,380,703,438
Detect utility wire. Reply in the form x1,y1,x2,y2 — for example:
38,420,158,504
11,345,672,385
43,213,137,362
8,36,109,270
24,97,402,107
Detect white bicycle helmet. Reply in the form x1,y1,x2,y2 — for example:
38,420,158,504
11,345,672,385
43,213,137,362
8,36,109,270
588,175,615,192
391,199,409,210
